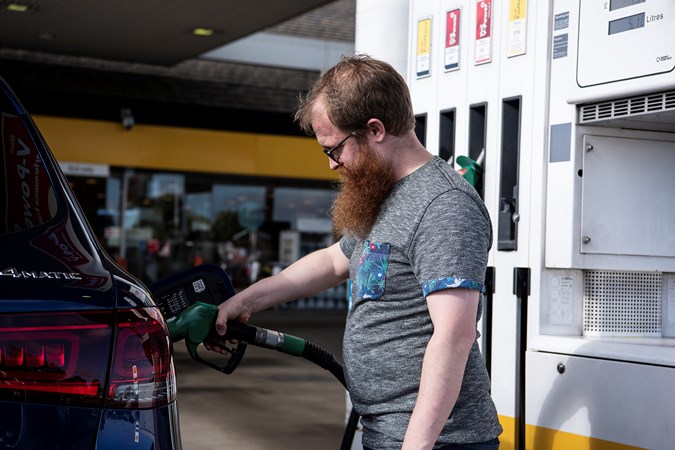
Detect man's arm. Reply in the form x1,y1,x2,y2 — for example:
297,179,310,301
401,288,480,450
214,241,350,335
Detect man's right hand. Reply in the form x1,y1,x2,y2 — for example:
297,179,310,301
214,293,252,336
202,292,251,355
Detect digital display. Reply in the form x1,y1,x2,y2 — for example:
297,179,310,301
608,13,645,35
610,0,646,11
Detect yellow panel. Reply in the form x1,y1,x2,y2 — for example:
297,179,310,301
498,415,643,450
33,115,337,181
509,0,527,21
417,18,432,56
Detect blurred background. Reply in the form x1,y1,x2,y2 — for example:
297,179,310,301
0,0,356,309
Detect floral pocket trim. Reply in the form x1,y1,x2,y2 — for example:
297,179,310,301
422,277,485,297
355,241,391,300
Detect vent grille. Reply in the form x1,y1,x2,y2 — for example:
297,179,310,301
580,90,675,124
583,271,662,337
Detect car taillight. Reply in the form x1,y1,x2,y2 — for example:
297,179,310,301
0,307,176,409
105,308,176,409
0,311,112,405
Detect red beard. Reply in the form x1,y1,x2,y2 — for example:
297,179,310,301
331,141,396,239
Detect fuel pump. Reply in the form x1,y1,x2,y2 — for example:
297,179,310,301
150,264,357,449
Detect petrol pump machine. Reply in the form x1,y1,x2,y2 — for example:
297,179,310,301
545,0,675,339
400,0,675,448
537,1,675,449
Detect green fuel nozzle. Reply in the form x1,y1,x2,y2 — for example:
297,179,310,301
151,264,345,383
151,265,246,374
456,148,485,190
164,299,305,357
165,302,218,358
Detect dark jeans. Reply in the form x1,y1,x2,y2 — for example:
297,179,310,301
363,437,500,450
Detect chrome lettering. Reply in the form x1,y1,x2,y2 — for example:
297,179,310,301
0,267,83,280
1,267,20,278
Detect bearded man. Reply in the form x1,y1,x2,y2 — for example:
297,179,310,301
213,55,502,450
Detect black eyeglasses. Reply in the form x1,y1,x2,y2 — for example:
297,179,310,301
322,133,353,164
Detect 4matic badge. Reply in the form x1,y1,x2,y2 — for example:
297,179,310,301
1,267,82,280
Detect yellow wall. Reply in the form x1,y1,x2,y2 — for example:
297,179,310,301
33,115,337,181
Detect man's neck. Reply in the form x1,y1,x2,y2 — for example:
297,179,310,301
385,133,434,181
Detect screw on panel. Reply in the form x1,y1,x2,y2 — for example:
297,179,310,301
557,363,566,374
586,144,594,151
582,236,591,244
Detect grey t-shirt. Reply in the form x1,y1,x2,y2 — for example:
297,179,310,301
340,156,502,449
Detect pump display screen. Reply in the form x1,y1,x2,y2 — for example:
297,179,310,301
608,13,645,35
610,0,646,11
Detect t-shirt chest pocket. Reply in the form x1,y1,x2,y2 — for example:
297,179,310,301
355,241,391,300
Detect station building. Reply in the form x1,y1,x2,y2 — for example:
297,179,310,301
1,0,354,305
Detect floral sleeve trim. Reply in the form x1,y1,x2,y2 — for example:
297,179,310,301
422,277,485,297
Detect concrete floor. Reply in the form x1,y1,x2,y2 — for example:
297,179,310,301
173,309,350,450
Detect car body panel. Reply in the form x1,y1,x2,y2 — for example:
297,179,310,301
0,401,182,450
0,77,182,449
96,402,182,450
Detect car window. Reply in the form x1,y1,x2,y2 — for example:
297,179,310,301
1,90,58,235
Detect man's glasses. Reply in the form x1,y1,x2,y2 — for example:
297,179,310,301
323,133,353,164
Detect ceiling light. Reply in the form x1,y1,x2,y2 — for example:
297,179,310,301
7,3,30,12
192,27,214,37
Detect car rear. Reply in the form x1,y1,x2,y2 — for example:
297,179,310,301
0,77,181,449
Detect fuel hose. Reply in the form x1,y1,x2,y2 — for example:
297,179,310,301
207,321,358,450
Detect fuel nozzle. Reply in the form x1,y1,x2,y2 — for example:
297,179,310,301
150,265,346,384
151,265,247,374
456,148,485,190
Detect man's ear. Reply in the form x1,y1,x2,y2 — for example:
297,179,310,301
366,118,386,142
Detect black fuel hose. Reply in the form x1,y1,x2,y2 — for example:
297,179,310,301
208,321,358,449
214,321,348,388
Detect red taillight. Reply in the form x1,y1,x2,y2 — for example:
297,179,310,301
0,307,176,409
4,342,24,366
0,311,112,403
105,308,176,409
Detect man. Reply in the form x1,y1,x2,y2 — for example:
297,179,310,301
213,55,502,450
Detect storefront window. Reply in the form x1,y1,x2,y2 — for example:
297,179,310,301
65,168,344,307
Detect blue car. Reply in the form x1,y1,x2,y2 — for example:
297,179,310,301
0,78,182,449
